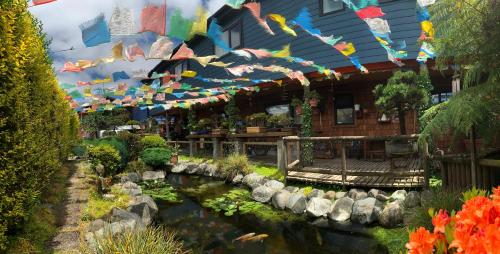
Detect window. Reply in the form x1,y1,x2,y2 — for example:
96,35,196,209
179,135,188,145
214,20,242,57
174,61,188,81
432,92,452,104
321,0,343,15
334,95,355,125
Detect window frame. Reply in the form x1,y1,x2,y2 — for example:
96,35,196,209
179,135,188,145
213,19,243,57
319,0,345,16
334,94,355,126
174,61,189,81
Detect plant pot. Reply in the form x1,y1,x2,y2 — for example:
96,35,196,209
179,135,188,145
211,128,228,135
309,99,319,107
246,126,267,133
170,154,179,165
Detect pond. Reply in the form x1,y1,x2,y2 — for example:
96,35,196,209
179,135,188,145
157,174,389,254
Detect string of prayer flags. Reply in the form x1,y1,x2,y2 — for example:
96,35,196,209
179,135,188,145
190,7,209,38
148,37,174,59
109,7,135,35
80,13,111,47
125,43,145,62
168,8,194,41
416,0,436,63
112,71,130,82
61,62,83,73
140,4,167,35
243,2,275,36
268,14,297,37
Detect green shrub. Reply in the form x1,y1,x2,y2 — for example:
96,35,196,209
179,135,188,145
216,154,252,180
405,188,462,230
139,135,167,150
117,131,141,160
83,226,186,254
100,137,129,169
125,160,151,175
140,148,173,168
88,144,121,177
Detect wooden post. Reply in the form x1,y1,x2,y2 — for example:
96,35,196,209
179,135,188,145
283,139,288,186
212,137,220,160
277,139,286,173
235,139,244,155
423,140,430,189
470,126,477,188
189,140,195,157
165,111,171,141
341,141,347,187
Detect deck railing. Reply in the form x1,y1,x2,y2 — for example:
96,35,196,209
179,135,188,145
282,135,430,188
439,155,500,191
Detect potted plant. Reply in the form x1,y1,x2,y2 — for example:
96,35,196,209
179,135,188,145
187,110,198,135
277,114,294,132
212,116,228,135
198,118,213,134
170,144,179,165
291,97,303,115
308,90,321,107
224,98,241,134
267,114,281,131
245,113,268,133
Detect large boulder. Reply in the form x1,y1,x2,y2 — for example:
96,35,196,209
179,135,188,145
306,198,333,217
328,197,354,222
264,180,285,192
142,171,165,181
283,186,299,193
271,190,291,210
368,189,387,198
324,191,336,201
171,163,188,173
242,173,266,189
379,201,404,228
335,191,347,199
127,202,154,226
286,192,307,214
87,219,108,233
203,164,218,177
198,163,208,174
405,191,421,208
185,163,200,174
420,190,433,207
390,190,408,203
120,172,141,183
252,186,276,203
348,189,368,201
351,198,384,224
232,174,244,184
121,181,142,196
308,189,325,199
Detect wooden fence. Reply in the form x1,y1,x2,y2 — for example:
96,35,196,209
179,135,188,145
440,155,500,191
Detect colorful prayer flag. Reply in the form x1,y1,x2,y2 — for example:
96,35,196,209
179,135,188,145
80,13,111,47
168,8,193,41
268,14,297,37
109,7,135,35
207,19,231,52
190,7,208,37
32,0,56,6
140,4,167,35
355,6,384,19
112,71,130,82
148,37,174,59
170,43,195,60
125,43,145,62
243,2,275,35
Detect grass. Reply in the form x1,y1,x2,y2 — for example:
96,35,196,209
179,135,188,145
179,155,213,164
82,226,188,254
252,164,284,181
369,227,409,254
82,186,131,221
5,162,72,253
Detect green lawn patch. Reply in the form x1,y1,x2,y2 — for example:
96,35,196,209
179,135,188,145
369,227,409,254
252,164,284,181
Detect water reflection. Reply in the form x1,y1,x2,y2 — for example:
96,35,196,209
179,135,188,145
157,174,388,254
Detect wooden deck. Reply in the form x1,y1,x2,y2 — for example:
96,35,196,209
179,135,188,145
286,158,425,188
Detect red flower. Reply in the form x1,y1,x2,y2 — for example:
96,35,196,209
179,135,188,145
406,227,437,254
432,209,451,233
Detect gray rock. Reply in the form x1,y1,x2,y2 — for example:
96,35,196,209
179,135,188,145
142,171,165,181
308,189,325,199
171,163,188,173
242,173,266,189
351,197,384,224
271,190,291,210
390,190,408,202
132,195,158,215
311,217,330,228
264,180,285,192
405,191,421,208
123,187,142,196
110,208,142,223
204,164,218,177
368,189,387,198
252,186,276,203
284,186,300,193
324,191,336,201
379,201,404,228
87,219,108,233
120,172,141,183
232,174,244,184
335,191,347,199
122,181,139,190
185,163,199,174
376,193,391,202
127,202,153,226
198,163,208,174
286,193,307,214
110,219,145,235
348,189,368,201
329,197,354,222
306,198,333,217
420,190,433,207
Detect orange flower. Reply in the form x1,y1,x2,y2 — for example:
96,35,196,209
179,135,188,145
432,209,451,233
492,186,500,201
406,227,436,254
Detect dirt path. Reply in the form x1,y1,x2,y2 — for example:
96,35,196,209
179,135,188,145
50,161,89,253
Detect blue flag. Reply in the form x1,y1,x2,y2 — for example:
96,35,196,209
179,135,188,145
112,71,130,82
207,19,231,52
80,13,111,47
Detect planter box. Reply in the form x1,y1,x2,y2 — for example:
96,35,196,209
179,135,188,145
246,127,267,133
211,129,228,135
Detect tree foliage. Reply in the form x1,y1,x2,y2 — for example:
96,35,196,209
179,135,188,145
224,97,241,131
0,0,78,249
81,109,131,137
421,0,500,147
374,70,431,134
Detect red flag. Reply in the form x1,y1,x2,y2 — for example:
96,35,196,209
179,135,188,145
125,44,145,62
170,43,195,60
140,4,167,35
355,6,385,19
32,0,57,6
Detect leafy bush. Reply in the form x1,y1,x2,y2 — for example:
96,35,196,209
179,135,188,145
125,160,151,175
87,144,121,177
100,137,129,169
140,148,173,169
216,154,252,180
84,226,186,254
246,113,268,127
139,135,167,150
116,131,141,160
267,114,292,128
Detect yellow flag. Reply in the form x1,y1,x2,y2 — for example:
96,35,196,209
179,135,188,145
93,76,112,84
181,70,197,78
193,55,217,67
209,61,234,67
190,7,208,38
421,20,434,38
83,87,92,97
272,44,290,58
75,60,94,69
165,87,173,94
112,42,124,60
340,42,356,56
268,14,297,37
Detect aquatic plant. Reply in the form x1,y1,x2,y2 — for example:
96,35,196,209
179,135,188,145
140,180,181,203
216,154,252,180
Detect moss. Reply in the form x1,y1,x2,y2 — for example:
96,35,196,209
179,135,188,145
369,227,409,254
140,180,182,203
83,186,131,221
252,164,284,181
302,186,314,196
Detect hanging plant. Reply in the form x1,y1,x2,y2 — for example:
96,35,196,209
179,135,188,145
308,90,321,107
291,97,303,115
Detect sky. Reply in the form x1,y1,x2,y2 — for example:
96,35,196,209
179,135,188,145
29,0,226,86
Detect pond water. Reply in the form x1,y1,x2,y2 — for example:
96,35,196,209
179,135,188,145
157,174,389,254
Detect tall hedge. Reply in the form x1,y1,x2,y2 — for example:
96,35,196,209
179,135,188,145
0,0,78,249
